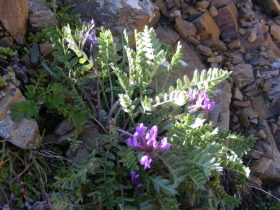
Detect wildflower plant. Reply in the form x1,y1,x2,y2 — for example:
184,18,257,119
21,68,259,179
10,21,255,209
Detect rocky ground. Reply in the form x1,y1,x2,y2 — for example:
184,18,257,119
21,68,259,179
2,0,280,209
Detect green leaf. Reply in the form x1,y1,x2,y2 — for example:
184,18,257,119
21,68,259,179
69,57,79,67
10,100,40,122
79,57,87,64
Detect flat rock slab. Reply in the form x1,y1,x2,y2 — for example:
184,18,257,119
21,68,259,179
0,115,40,149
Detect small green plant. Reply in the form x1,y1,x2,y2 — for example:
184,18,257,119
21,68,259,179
0,46,17,60
7,19,259,209
46,1,81,26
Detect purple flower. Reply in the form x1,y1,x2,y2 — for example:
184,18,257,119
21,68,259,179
86,31,98,52
140,155,152,170
130,171,140,181
130,171,143,189
127,124,170,170
188,89,215,112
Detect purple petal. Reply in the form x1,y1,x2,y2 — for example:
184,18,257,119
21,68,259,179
130,171,139,181
206,102,215,111
137,183,143,188
158,137,170,151
136,123,147,138
146,126,158,141
188,105,198,113
140,155,152,170
127,133,138,147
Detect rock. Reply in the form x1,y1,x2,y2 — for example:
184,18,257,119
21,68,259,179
156,26,180,46
78,125,100,152
186,36,200,45
42,133,59,144
244,53,252,61
232,87,243,101
248,28,257,42
209,80,231,130
213,4,239,40
54,119,74,136
0,36,14,48
206,55,223,63
169,10,181,21
251,157,273,173
238,111,250,129
271,123,278,134
243,107,259,119
173,0,181,9
209,6,218,17
252,95,280,120
246,149,263,159
196,1,210,10
68,0,160,47
0,0,28,44
260,120,280,172
20,54,31,69
257,129,267,140
174,18,197,39
0,83,25,120
39,43,55,59
208,0,228,8
28,0,57,32
276,116,280,126
58,130,75,145
186,6,202,21
258,57,270,67
228,39,241,49
195,44,212,57
270,25,280,41
30,43,40,65
232,100,251,108
192,11,220,41
175,38,207,81
0,114,40,149
231,64,254,88
263,79,273,92
232,53,243,64
250,59,259,66
239,28,247,36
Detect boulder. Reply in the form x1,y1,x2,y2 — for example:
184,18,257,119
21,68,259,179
28,0,57,32
0,0,28,44
62,0,160,47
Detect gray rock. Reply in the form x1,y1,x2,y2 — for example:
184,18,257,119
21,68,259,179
0,115,40,149
30,43,40,64
209,80,231,130
231,64,254,88
78,125,100,152
54,119,74,136
62,0,159,47
156,26,180,46
28,0,57,32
